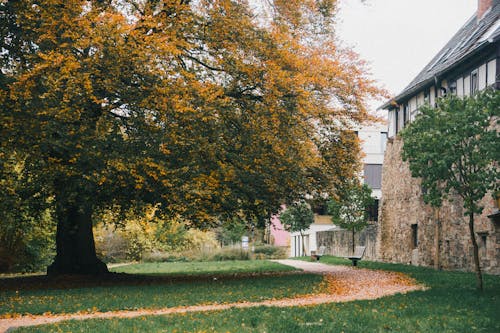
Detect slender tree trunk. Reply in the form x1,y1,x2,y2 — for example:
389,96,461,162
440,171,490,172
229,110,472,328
352,229,355,255
434,208,440,270
468,212,483,291
47,203,108,275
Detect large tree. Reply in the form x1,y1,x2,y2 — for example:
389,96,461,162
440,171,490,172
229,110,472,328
401,89,499,291
0,0,382,274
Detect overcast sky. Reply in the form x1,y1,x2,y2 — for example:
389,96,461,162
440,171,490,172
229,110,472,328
336,0,477,108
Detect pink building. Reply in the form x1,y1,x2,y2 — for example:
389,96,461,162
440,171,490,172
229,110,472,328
270,215,290,247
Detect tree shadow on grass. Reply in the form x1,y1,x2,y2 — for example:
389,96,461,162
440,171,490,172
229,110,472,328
0,271,304,291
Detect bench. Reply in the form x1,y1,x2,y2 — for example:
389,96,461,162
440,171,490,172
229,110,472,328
347,246,366,266
311,246,326,261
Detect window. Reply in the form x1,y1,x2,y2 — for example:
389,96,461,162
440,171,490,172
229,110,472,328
395,109,399,134
366,199,379,222
440,86,447,97
471,70,478,94
312,202,327,215
449,81,457,95
424,89,430,104
411,224,418,249
397,105,405,132
479,233,488,258
381,132,388,152
481,234,487,247
363,164,383,189
294,236,301,257
421,185,427,195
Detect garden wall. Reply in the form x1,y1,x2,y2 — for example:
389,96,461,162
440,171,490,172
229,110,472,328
317,224,378,260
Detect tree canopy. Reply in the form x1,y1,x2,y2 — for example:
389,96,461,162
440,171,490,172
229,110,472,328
280,201,315,234
401,89,500,290
0,0,382,274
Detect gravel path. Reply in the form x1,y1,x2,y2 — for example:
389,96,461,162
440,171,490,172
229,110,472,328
0,260,425,332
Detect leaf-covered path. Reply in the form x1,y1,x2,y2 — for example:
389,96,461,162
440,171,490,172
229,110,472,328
0,261,424,332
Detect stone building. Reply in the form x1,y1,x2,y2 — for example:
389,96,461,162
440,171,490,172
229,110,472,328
378,0,500,274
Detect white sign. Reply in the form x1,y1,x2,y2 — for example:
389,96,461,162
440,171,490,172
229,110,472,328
241,236,249,249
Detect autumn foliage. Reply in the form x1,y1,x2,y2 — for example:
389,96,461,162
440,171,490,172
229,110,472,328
0,0,383,273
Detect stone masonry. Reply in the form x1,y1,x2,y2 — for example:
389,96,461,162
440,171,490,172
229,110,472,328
377,137,500,275
317,224,377,260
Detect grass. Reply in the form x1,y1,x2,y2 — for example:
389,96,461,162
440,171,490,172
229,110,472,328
0,260,324,317
110,260,296,276
12,256,500,333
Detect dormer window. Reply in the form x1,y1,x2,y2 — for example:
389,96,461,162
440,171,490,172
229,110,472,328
440,87,447,97
424,89,430,104
471,70,479,94
449,81,457,95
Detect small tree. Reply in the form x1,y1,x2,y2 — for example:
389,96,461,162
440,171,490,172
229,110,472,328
328,179,374,254
216,217,248,247
280,201,314,256
401,89,499,291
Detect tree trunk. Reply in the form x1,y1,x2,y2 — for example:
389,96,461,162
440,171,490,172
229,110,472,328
47,203,108,275
352,229,355,255
434,208,440,270
468,212,483,291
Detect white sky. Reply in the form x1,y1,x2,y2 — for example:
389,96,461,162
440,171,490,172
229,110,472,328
336,0,477,109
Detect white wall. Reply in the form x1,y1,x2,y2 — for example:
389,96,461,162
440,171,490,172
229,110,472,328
290,224,339,256
357,123,387,165
357,123,387,199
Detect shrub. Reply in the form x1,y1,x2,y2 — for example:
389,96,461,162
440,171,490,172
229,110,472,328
0,207,56,273
216,217,248,246
94,206,220,262
0,153,57,273
253,245,287,258
94,224,129,263
211,248,250,261
94,205,160,262
141,251,189,263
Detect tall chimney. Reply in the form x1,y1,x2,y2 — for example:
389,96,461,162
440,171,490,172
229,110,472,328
478,0,499,19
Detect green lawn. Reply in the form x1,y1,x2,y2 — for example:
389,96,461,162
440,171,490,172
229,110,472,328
110,260,296,275
0,260,324,316
13,256,500,333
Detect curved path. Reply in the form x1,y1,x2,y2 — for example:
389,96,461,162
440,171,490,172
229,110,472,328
0,260,424,332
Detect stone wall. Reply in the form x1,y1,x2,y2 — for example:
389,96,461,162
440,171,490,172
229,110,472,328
378,137,500,274
317,224,377,260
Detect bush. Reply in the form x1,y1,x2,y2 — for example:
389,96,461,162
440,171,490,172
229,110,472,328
211,248,250,261
141,251,189,263
0,153,57,273
216,217,248,246
94,206,161,262
0,207,56,273
94,224,129,263
94,206,221,263
253,245,287,259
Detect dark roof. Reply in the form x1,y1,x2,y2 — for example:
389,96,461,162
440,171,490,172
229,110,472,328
380,4,500,110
